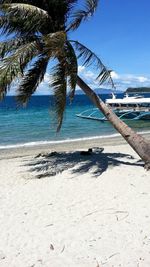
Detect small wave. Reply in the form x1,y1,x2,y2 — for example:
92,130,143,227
0,130,150,150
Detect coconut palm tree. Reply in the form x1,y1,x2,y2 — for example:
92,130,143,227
0,0,150,169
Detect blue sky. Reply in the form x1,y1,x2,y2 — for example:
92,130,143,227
75,0,150,91
3,0,150,94
75,0,150,74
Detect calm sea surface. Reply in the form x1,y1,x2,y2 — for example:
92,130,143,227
0,94,150,148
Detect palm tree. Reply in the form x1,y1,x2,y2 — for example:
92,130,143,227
0,0,150,169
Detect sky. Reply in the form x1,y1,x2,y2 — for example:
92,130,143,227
3,0,150,94
71,0,150,92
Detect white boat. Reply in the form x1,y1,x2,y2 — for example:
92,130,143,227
76,93,150,121
106,93,150,109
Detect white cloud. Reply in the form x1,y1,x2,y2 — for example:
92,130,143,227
77,65,99,89
84,70,96,80
7,68,150,96
111,71,120,79
77,66,150,91
78,65,85,73
113,73,150,90
137,76,148,83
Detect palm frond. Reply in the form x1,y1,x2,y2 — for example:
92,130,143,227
1,3,49,17
96,68,113,86
0,3,52,35
16,56,49,105
50,60,67,132
71,40,115,87
68,0,98,31
0,35,39,58
0,15,36,36
0,59,21,100
0,41,39,99
65,0,78,17
0,0,30,3
66,41,78,101
43,31,67,57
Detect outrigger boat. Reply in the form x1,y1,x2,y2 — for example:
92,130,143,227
76,93,150,121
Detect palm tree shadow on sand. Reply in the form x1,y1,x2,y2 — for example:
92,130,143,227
24,147,144,179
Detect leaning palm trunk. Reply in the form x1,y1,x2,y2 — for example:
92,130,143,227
77,76,150,170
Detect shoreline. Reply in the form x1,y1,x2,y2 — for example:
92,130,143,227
0,131,150,159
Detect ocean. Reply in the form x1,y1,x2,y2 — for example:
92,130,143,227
0,94,150,149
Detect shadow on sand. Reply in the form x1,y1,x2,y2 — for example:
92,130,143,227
23,147,143,179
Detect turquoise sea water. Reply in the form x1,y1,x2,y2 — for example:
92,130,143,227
0,94,150,148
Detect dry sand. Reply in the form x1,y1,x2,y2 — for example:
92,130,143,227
0,136,150,267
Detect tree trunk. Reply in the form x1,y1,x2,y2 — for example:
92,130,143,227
77,76,150,170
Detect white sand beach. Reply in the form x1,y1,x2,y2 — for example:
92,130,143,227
0,136,150,267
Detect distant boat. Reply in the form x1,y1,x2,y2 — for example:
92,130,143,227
76,93,150,121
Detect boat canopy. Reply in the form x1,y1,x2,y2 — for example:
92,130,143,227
106,97,150,105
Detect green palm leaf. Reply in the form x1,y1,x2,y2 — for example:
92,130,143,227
0,58,21,100
0,3,52,35
1,0,32,3
0,41,39,99
71,40,115,87
16,56,49,105
50,60,67,132
1,3,49,17
66,41,78,101
0,35,39,58
43,31,67,58
68,0,98,31
96,68,114,86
